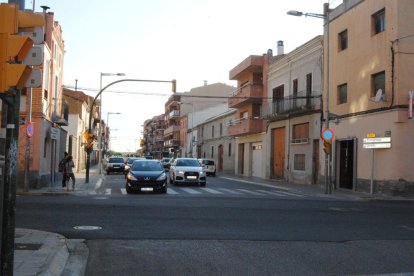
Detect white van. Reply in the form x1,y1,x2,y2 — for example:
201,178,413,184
198,159,216,176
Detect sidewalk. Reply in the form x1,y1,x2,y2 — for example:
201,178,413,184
14,165,102,276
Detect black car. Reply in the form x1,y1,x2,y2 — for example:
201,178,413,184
105,156,125,174
124,157,146,178
126,160,167,194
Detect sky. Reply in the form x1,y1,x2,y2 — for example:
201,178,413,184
3,0,340,152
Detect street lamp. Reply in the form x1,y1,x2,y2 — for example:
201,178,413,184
105,112,121,156
287,3,331,194
98,72,125,174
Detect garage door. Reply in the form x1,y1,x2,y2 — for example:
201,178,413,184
252,143,262,177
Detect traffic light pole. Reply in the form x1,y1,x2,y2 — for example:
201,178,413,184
0,91,21,275
85,78,176,183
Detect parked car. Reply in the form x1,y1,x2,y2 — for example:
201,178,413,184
169,158,206,186
198,158,216,176
161,157,172,171
126,160,167,194
144,155,153,160
124,157,146,178
105,156,125,174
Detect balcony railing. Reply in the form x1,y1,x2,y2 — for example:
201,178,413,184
164,139,180,147
261,95,321,120
164,124,180,135
227,117,266,136
228,83,263,108
168,110,180,119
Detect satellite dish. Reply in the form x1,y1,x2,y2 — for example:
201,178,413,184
374,89,383,102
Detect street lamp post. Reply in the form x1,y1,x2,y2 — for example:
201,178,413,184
287,3,332,193
105,112,121,154
98,73,125,174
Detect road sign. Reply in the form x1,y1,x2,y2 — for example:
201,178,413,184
363,137,391,149
26,122,33,137
321,128,334,143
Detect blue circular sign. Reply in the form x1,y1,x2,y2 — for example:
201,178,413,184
322,128,334,142
26,122,33,138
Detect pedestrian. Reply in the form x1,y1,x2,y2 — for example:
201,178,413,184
65,155,76,191
59,152,68,189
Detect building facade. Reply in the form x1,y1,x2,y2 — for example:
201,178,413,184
326,0,414,195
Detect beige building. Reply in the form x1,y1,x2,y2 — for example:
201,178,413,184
326,0,414,195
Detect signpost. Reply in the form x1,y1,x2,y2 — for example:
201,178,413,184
26,121,33,137
321,128,334,194
363,135,391,194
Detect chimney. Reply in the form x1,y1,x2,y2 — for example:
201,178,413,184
277,40,284,55
267,49,273,57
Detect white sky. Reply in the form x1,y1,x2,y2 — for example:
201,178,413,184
3,0,341,152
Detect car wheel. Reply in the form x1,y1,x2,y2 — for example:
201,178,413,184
161,187,167,194
200,182,206,187
107,171,110,175
126,185,132,194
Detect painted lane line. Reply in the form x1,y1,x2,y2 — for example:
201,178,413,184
181,188,202,194
257,190,287,197
167,188,179,195
275,190,305,197
203,188,223,194
236,189,264,196
217,188,243,195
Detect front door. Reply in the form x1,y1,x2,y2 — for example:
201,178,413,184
218,145,223,172
339,140,354,189
272,127,285,178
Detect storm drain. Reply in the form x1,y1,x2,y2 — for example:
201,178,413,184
15,243,42,250
73,226,102,231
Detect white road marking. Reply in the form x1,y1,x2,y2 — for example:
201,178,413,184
220,177,292,191
167,188,179,195
181,188,202,194
217,188,243,195
203,188,223,194
275,190,305,197
120,188,127,195
236,189,264,196
257,190,287,197
105,188,111,195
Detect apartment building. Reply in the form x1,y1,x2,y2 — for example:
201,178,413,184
262,36,323,185
326,0,414,195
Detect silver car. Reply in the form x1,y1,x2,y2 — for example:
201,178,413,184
169,158,206,186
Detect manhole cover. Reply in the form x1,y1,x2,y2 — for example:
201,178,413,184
73,226,102,230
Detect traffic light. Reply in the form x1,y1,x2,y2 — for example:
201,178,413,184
323,140,332,155
0,3,44,93
83,131,96,152
172,79,176,93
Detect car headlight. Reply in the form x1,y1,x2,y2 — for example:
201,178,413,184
127,173,137,181
199,171,206,176
177,170,185,175
156,172,167,181
125,165,130,170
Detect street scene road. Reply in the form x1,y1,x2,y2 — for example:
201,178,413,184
15,173,414,275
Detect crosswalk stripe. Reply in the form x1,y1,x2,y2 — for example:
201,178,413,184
275,190,305,197
181,188,202,194
105,188,111,195
217,188,243,195
120,188,127,195
257,190,287,197
202,188,223,194
236,189,264,196
167,188,179,195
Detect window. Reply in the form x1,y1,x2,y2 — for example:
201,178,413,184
228,143,231,157
373,9,385,34
372,71,385,97
292,123,309,143
337,83,347,104
293,79,298,108
219,123,223,137
294,154,306,171
306,74,312,105
338,29,348,51
211,146,214,158
43,138,47,158
211,125,214,138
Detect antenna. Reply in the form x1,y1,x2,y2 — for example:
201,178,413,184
374,89,383,103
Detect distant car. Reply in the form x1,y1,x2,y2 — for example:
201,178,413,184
198,158,216,176
161,157,172,171
124,157,146,178
105,156,125,175
169,158,206,186
144,156,153,160
126,160,167,194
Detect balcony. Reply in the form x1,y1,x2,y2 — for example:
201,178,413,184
227,117,266,136
228,83,263,108
261,95,321,121
168,109,180,119
163,124,180,135
164,139,180,148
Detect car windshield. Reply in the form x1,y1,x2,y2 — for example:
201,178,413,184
176,159,201,167
127,158,143,165
109,158,124,163
202,160,215,165
132,161,163,171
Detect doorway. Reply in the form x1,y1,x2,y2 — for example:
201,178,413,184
312,139,320,184
218,144,223,172
339,139,354,189
272,127,285,179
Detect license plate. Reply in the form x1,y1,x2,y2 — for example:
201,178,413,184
141,187,153,192
187,176,197,180
113,166,120,168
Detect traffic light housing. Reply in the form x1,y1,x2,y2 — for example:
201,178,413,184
83,131,96,153
172,79,176,93
0,3,45,92
323,140,332,155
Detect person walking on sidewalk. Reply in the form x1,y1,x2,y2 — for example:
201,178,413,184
65,155,76,191
59,152,68,189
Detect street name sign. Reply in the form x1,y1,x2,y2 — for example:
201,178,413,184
363,137,391,149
